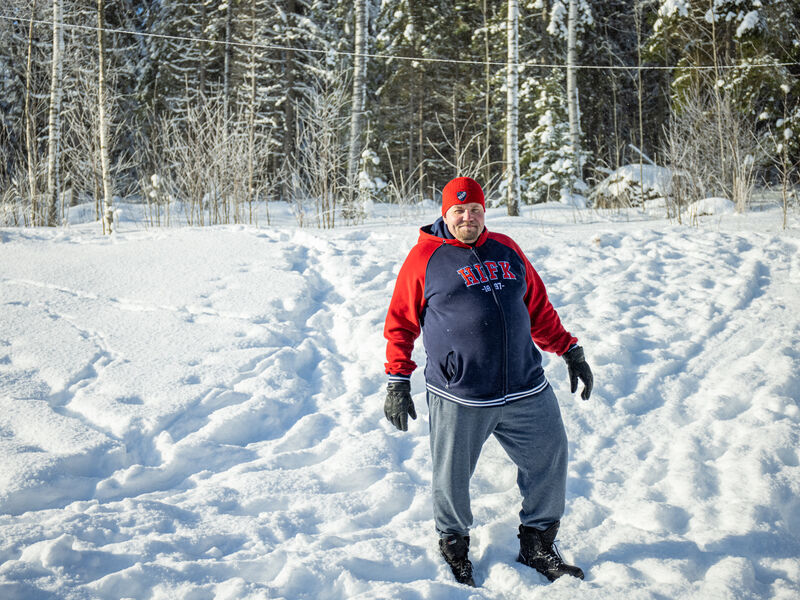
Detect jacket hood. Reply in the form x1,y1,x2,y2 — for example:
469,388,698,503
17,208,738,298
419,216,489,248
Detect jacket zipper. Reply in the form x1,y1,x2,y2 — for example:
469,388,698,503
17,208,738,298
471,246,508,399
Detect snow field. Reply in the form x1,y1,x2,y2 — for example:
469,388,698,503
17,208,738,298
1,204,799,599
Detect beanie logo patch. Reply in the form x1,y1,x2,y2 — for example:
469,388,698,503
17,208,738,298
456,191,467,202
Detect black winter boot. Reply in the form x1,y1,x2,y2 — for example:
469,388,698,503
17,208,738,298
517,522,584,582
439,534,476,586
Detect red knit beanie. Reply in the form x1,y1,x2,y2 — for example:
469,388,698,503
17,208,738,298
441,177,485,217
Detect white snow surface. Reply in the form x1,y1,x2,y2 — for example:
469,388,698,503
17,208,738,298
1,202,799,599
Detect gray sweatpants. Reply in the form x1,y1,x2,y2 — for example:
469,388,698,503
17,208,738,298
427,385,568,537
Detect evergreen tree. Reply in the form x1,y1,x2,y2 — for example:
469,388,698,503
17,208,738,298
647,0,800,163
138,0,218,116
517,0,592,202
520,70,587,203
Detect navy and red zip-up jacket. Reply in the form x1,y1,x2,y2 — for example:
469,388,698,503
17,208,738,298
384,217,577,407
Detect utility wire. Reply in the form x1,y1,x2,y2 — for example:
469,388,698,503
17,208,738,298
1,13,798,72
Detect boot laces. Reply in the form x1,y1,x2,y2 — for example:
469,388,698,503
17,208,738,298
521,536,564,569
455,559,473,579
543,542,565,568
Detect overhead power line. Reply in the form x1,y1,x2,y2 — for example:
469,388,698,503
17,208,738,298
1,13,798,72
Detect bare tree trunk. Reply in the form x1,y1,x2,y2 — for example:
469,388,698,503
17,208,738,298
198,1,207,97
777,93,797,230
223,0,233,122
45,0,64,227
247,0,257,224
709,0,727,194
282,0,297,202
346,0,368,221
634,2,645,204
605,24,621,171
505,0,520,216
223,1,235,222
418,93,424,198
566,0,580,193
97,0,114,233
25,0,38,226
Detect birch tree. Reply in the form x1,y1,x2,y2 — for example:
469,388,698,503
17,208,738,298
344,0,368,222
505,0,520,216
566,0,581,192
222,0,233,122
25,0,39,226
45,0,64,226
281,0,299,201
97,0,113,233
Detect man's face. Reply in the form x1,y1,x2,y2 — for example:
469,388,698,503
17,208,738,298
444,202,485,244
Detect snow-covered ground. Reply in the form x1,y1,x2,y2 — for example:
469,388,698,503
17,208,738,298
1,201,799,599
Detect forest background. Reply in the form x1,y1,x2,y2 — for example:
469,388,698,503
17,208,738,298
1,0,799,231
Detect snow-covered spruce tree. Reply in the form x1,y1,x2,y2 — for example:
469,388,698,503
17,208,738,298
520,71,587,204
647,0,800,194
356,128,386,212
263,0,350,204
138,0,302,212
274,0,309,200
421,2,506,193
277,0,366,218
519,1,592,206
137,1,219,122
0,0,32,226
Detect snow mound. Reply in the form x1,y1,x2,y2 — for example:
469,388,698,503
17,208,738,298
591,164,673,208
559,189,588,208
686,197,736,216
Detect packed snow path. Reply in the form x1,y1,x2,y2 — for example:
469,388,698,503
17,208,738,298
1,209,799,599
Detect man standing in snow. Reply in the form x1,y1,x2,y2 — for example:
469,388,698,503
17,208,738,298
382,176,592,586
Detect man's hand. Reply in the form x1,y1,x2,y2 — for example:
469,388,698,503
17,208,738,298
384,380,417,431
563,345,593,400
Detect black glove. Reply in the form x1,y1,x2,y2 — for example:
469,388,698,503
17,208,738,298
563,345,593,400
384,380,417,431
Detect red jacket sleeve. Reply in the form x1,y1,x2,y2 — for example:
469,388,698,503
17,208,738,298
496,234,577,356
383,243,437,375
